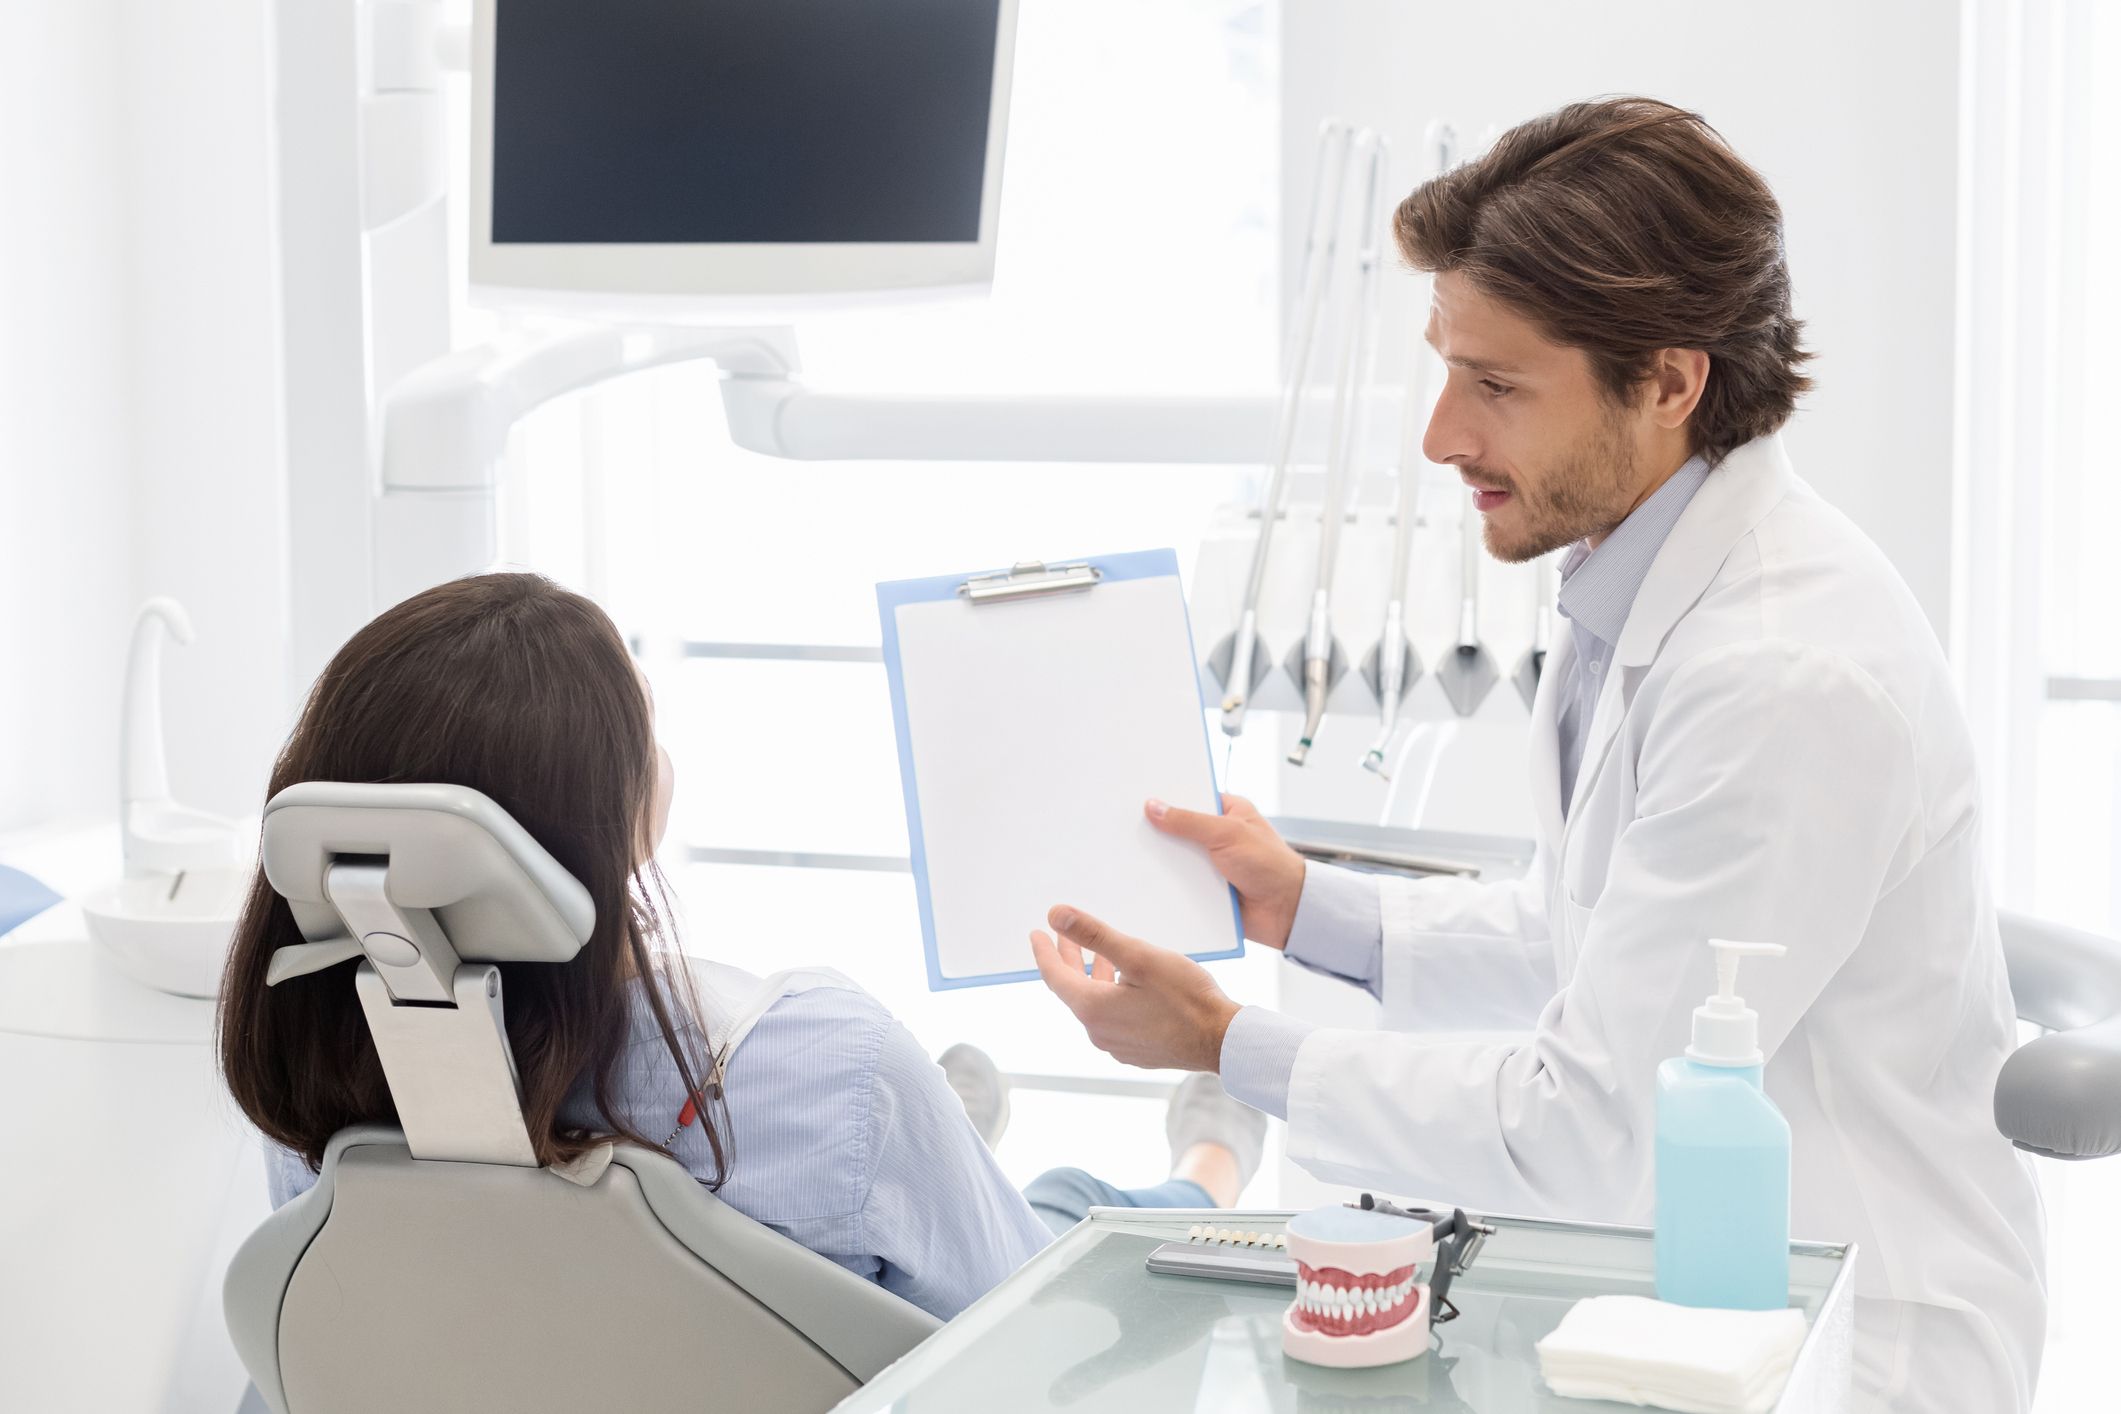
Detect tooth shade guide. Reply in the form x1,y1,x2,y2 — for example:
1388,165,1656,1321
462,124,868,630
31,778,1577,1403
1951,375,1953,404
1183,1224,1285,1248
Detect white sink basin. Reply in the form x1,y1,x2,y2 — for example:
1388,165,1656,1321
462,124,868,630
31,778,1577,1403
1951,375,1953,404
82,868,248,998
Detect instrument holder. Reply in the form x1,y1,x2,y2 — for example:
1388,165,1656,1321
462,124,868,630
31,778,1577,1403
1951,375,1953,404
1354,1194,1496,1323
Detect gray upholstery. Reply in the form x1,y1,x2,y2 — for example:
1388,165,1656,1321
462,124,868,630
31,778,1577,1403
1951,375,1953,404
1995,909,2121,1161
225,783,941,1413
614,1144,941,1381
226,1129,938,1414
261,782,594,975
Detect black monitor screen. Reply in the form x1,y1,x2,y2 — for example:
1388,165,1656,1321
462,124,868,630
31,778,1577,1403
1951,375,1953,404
492,0,1001,245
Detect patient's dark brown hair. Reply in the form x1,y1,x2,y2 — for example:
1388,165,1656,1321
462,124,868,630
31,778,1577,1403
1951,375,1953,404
217,572,726,1182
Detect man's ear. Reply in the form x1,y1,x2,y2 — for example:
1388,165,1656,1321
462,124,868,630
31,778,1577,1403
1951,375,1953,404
1650,347,1710,430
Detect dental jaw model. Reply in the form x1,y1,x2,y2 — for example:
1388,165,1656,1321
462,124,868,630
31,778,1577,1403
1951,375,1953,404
1283,1205,1436,1368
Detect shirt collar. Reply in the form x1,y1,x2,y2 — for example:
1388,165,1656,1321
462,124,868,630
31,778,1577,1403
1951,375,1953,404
1557,455,1711,647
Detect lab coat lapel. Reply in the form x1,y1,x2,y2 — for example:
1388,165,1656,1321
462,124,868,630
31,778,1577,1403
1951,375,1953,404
1562,436,1796,819
1525,610,1570,854
1564,640,1629,826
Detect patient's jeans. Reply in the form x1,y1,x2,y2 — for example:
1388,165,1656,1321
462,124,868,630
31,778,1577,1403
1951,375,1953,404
1022,1167,1214,1237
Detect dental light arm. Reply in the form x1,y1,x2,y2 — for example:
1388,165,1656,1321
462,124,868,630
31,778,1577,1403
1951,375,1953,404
373,319,1410,608
373,324,799,608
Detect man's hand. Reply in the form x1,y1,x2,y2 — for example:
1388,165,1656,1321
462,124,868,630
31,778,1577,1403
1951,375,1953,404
1147,793,1306,951
1029,907,1241,1072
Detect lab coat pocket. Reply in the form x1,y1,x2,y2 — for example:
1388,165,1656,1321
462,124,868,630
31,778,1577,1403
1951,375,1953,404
1560,887,1597,974
1558,827,1605,912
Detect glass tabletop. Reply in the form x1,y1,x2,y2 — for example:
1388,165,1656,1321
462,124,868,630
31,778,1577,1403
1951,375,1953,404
834,1209,1855,1414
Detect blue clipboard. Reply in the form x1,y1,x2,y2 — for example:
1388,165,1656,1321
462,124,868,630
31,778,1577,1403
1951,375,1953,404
878,548,1245,990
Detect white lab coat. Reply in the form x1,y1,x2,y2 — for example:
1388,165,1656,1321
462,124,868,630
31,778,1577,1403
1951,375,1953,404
1280,436,2046,1412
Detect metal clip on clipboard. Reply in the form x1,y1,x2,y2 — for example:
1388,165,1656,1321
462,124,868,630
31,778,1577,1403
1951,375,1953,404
883,547,1240,989
957,561,1104,605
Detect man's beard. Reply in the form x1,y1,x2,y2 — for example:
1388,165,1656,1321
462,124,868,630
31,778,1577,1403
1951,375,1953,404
1473,413,1640,564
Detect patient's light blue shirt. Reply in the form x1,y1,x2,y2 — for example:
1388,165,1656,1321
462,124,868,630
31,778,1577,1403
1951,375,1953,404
267,974,1054,1321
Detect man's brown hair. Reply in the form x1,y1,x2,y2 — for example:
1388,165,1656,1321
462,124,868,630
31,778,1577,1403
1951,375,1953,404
1395,97,1812,465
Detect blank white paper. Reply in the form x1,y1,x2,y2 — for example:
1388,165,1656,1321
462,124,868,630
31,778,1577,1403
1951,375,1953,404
893,574,1239,984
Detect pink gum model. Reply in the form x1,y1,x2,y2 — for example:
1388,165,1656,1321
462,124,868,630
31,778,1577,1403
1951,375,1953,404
1282,1205,1438,1368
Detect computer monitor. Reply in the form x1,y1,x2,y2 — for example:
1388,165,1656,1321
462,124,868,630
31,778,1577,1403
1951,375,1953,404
470,0,1019,309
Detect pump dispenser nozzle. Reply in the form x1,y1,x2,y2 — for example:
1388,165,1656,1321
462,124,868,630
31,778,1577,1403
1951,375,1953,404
1686,939,1787,1067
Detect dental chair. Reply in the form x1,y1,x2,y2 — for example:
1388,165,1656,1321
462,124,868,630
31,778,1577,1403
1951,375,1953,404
1994,908,2121,1161
221,783,938,1414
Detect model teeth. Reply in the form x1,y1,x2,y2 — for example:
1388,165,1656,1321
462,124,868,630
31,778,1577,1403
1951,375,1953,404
1294,1274,1421,1319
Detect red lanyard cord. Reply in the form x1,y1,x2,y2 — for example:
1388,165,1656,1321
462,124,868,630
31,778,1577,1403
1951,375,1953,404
661,1050,728,1149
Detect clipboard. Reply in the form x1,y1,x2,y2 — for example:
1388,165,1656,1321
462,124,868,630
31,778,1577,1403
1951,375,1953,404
877,549,1245,990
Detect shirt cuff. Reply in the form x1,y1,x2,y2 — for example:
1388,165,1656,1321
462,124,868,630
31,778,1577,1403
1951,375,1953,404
1218,1004,1314,1122
1284,861,1384,990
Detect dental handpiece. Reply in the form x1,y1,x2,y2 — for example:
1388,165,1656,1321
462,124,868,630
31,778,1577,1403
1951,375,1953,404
1363,322,1432,777
1289,589,1334,766
1362,127,1458,775
1290,132,1389,766
1224,120,1353,736
1362,467,1419,776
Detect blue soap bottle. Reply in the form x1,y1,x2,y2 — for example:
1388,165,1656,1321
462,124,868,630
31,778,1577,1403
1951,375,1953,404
1654,939,1792,1311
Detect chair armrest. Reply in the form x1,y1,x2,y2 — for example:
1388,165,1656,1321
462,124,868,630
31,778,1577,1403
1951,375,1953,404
617,1146,941,1380
1995,1015,2121,1160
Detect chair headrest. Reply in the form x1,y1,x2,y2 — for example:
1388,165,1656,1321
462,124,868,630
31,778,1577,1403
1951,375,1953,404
261,782,594,983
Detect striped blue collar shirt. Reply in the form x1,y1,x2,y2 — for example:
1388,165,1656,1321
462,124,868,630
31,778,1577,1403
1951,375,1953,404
1222,456,1718,1123
1552,454,1711,813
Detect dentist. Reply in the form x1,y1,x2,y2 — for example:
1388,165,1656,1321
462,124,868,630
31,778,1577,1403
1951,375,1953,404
1032,98,2043,1412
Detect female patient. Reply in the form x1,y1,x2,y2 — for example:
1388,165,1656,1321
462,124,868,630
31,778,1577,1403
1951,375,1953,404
218,572,1261,1320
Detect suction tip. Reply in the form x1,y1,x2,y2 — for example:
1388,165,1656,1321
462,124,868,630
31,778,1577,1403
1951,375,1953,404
1361,750,1389,779
138,596,196,646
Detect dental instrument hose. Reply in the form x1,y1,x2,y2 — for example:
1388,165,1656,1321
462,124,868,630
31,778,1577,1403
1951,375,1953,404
1363,330,1430,777
1291,132,1388,766
1224,121,1353,736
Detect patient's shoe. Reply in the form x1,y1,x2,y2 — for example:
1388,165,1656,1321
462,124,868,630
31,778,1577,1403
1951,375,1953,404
1167,1072,1267,1196
939,1042,1010,1151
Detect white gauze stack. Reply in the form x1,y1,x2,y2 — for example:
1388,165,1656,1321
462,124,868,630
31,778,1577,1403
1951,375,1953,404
1534,1295,1809,1413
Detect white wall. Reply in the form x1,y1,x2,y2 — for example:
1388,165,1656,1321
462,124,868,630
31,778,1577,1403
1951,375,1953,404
1283,0,1962,632
0,0,136,832
117,0,292,821
3,0,1969,841
0,0,291,841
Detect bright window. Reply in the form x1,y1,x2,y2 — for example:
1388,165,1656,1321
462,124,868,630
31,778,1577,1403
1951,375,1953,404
1958,2,2121,1407
478,0,1282,1193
